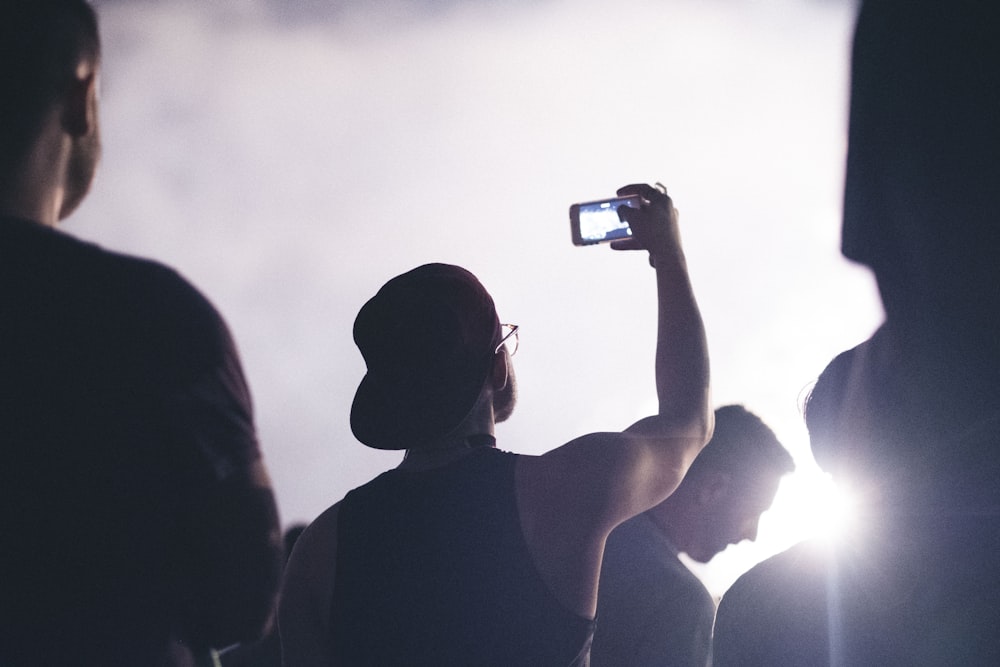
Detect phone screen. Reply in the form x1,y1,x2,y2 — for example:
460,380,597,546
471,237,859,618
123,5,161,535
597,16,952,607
570,195,642,246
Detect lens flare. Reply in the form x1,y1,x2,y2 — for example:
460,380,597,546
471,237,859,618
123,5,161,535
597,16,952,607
815,478,860,542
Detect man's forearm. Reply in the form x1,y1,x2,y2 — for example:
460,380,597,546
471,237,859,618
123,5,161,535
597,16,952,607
652,249,712,436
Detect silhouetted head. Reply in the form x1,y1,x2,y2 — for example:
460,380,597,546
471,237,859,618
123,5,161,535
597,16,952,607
0,0,101,219
802,332,906,507
647,405,794,563
804,343,870,479
843,0,1000,351
351,263,514,450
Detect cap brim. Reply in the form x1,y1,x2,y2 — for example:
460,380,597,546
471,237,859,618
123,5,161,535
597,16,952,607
350,361,491,450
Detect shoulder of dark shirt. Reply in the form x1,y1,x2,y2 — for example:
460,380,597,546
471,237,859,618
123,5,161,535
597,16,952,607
2,217,238,384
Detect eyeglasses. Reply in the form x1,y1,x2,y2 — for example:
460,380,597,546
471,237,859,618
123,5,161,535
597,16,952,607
495,323,519,357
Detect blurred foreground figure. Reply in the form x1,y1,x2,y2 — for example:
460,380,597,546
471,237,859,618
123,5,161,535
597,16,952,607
592,405,793,667
0,2,282,664
714,1,1000,664
220,525,306,667
279,184,713,666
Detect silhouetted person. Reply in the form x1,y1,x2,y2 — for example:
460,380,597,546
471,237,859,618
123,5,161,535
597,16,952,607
592,405,793,667
840,0,1000,510
0,2,282,665
714,1,1000,664
279,183,713,666
713,342,879,666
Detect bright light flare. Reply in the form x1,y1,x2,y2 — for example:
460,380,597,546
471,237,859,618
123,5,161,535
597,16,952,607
690,468,864,599
813,477,860,542
764,470,861,549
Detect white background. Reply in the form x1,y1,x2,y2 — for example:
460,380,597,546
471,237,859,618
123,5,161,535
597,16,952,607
72,0,880,596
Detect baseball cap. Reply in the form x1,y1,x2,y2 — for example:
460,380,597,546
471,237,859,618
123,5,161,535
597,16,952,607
350,263,501,450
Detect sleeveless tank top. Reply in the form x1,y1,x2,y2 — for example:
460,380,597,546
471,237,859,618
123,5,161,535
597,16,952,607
330,447,595,665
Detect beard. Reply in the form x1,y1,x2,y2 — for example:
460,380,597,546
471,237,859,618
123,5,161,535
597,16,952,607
493,366,517,423
59,124,101,221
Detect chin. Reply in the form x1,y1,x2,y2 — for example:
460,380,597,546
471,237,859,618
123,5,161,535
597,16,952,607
687,546,721,564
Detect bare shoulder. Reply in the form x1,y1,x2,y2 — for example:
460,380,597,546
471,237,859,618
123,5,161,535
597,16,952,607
288,502,340,569
306,502,341,540
279,502,341,667
517,430,693,530
515,431,649,539
513,432,650,617
517,432,634,505
513,429,702,617
293,503,341,591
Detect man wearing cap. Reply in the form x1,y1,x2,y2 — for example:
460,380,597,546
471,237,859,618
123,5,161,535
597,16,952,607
279,183,712,666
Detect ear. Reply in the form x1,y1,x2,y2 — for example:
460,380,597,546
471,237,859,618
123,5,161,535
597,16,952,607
695,470,733,506
62,63,99,138
491,351,509,391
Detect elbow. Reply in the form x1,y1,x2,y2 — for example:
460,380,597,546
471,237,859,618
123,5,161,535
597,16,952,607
658,389,714,447
678,407,713,476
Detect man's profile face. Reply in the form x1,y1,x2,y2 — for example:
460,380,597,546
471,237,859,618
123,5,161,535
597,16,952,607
686,472,783,563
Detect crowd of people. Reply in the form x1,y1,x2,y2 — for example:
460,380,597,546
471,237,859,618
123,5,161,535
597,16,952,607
2,0,997,665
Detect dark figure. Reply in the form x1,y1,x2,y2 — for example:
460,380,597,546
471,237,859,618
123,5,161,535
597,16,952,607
592,405,793,667
713,342,879,666
714,1,1000,664
0,2,283,665
220,525,307,667
279,184,713,666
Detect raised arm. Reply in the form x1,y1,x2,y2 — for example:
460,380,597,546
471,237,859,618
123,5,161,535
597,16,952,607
515,183,711,617
614,182,713,456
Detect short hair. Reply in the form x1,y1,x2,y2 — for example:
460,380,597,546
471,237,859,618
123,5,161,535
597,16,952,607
802,331,894,478
684,405,794,486
803,347,856,468
0,0,100,171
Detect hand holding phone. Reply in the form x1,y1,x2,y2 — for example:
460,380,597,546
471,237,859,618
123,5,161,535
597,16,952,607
571,184,679,270
569,195,644,246
610,183,681,267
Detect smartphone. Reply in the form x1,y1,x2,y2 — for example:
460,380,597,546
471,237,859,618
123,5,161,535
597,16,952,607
569,195,643,246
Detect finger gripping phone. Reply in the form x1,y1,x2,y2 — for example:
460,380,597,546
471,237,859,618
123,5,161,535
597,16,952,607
569,195,643,246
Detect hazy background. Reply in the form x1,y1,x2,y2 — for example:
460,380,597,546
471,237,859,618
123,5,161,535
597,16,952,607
71,0,881,595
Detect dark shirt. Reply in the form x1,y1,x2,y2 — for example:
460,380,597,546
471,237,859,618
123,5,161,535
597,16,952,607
330,446,596,666
717,330,1000,666
713,540,837,667
592,514,715,667
715,518,1000,667
0,217,281,666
